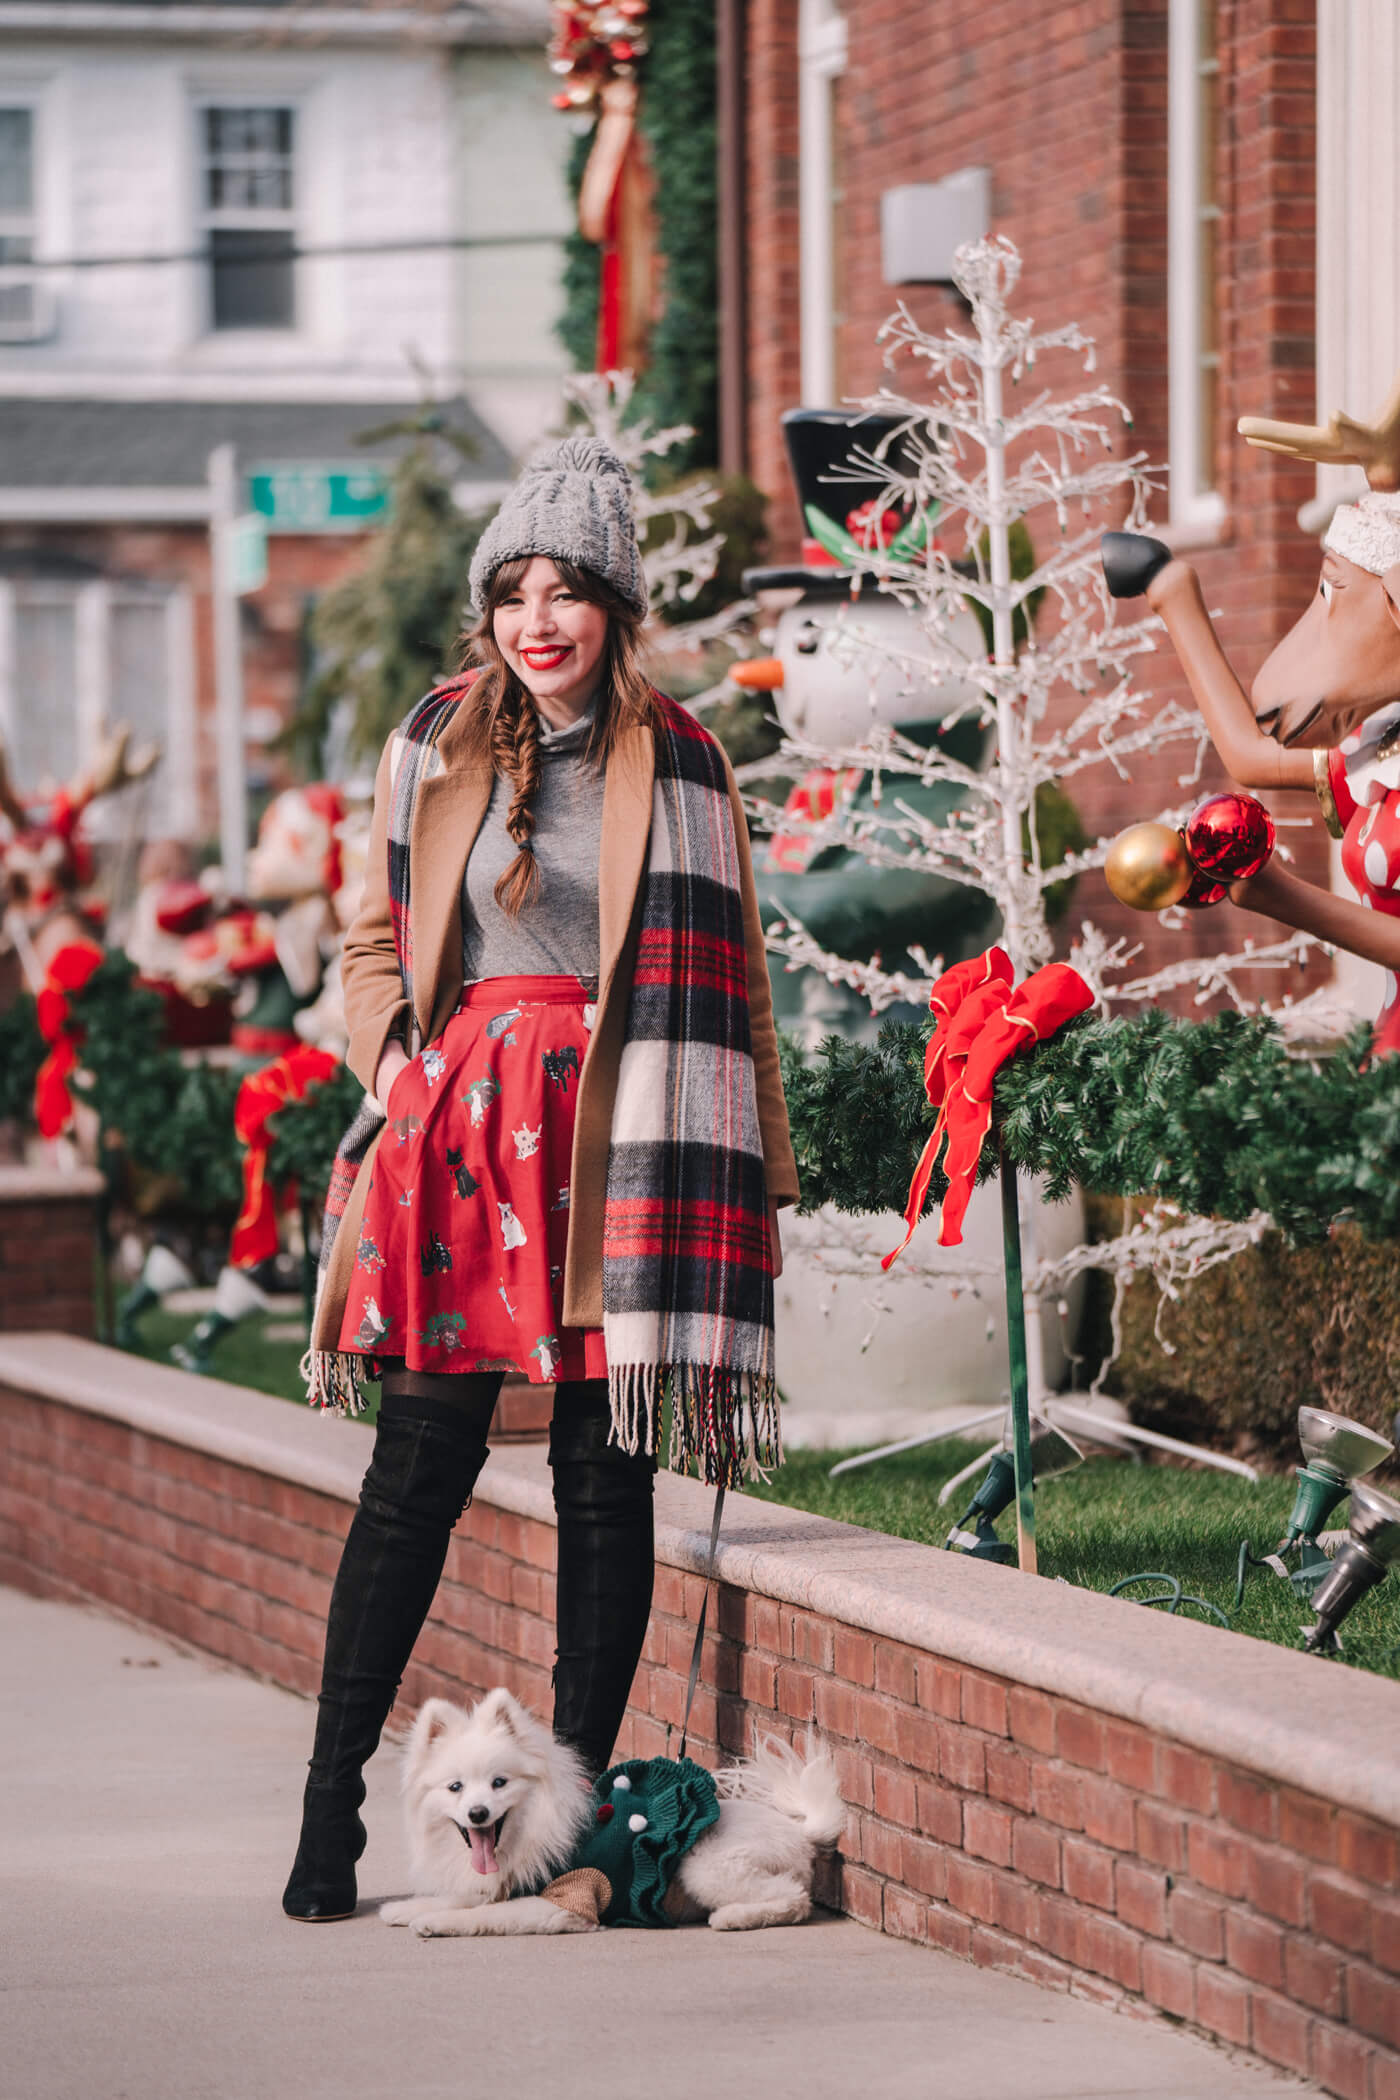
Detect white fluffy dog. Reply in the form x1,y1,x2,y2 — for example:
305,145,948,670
380,1688,845,1938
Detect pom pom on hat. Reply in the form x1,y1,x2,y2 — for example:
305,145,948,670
468,435,648,617
1323,492,1400,578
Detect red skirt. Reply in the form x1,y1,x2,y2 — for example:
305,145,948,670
338,975,607,1383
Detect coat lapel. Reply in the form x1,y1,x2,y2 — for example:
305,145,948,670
597,711,655,994
409,697,493,1047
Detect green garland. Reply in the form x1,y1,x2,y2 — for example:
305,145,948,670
14,956,1400,1251
3,957,358,1223
782,1007,1400,1246
558,0,718,470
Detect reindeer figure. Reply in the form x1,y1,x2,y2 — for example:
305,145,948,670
1103,375,1400,1054
0,724,160,976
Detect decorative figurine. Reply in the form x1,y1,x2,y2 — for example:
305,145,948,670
736,408,998,1041
1103,376,1400,1054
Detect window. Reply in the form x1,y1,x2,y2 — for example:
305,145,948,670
0,577,196,839
798,0,848,406
201,106,296,330
0,106,41,341
1167,0,1223,531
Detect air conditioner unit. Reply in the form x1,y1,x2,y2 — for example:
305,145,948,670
0,271,56,344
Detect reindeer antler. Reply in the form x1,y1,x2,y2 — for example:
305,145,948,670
1238,374,1400,492
77,724,161,808
0,741,28,831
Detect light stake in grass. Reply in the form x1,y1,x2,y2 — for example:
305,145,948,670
943,1412,1084,1566
1301,1483,1400,1655
1283,1408,1393,1594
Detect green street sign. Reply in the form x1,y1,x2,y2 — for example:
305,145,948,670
228,511,268,596
247,463,392,533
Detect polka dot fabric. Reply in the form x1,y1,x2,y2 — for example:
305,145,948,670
338,975,606,1381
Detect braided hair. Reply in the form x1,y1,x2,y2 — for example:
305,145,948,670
465,556,656,918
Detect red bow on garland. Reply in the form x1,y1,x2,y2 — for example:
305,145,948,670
34,938,104,1139
229,1045,339,1269
883,946,1094,1265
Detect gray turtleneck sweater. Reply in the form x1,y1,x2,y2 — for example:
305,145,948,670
460,707,605,984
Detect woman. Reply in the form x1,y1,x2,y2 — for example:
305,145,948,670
283,436,800,1922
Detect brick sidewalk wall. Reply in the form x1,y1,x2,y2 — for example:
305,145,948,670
3,1380,1397,2100
0,1171,101,1338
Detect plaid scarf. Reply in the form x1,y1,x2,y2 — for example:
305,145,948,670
304,686,779,1488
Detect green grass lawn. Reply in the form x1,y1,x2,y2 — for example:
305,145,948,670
120,1307,1398,1677
749,1440,1400,1680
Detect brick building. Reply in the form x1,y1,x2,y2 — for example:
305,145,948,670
723,0,1400,1007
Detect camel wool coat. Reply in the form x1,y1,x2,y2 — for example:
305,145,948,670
310,694,801,1358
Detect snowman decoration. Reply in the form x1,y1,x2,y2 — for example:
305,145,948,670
733,410,998,1044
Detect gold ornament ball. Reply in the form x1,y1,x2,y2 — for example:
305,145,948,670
1104,822,1194,910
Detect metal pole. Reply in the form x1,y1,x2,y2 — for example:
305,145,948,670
979,279,1046,1425
207,443,247,891
999,1135,1037,1574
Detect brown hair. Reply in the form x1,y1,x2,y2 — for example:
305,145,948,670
463,556,656,917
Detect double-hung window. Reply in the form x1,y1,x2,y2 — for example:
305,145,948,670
1167,0,1223,532
0,107,41,340
201,105,296,331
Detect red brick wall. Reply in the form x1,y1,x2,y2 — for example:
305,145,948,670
738,0,1334,996
0,1178,100,1338
4,1378,1397,2100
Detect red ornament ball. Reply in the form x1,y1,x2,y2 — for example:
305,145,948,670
1182,792,1275,883
1178,865,1230,910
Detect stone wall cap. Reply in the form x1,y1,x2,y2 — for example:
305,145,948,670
0,1164,107,1201
6,1331,1399,1827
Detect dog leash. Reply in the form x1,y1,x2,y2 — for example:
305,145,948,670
676,1485,725,1763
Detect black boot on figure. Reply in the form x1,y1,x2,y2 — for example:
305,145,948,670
549,1381,656,1781
282,1380,493,1921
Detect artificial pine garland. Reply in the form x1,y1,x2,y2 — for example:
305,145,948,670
11,957,1400,1248
781,1009,1400,1246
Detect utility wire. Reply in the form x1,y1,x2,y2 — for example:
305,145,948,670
8,229,567,273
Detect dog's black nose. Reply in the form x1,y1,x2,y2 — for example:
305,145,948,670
467,1805,493,1826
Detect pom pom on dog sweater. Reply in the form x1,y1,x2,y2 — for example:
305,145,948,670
558,1757,719,1928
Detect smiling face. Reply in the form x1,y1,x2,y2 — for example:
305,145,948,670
490,556,611,729
1251,550,1400,748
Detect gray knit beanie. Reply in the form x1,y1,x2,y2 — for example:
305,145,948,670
468,435,648,617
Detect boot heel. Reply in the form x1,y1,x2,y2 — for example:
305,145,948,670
282,1794,366,1922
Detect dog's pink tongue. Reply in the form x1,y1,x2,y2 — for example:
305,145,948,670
468,1824,498,1877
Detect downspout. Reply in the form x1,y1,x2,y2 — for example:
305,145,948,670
716,0,748,474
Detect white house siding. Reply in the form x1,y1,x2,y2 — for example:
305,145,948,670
454,43,572,460
0,38,461,396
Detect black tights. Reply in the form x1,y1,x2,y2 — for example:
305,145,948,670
310,1364,654,1794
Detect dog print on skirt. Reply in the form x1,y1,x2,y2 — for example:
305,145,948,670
339,975,606,1383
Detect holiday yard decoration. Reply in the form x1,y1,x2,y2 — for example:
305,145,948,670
1103,373,1400,1055
743,238,1400,1537
1105,789,1276,913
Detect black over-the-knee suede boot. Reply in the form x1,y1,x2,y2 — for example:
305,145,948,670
281,1382,493,1921
549,1381,656,1781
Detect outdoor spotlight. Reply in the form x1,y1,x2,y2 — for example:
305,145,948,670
1301,1482,1400,1654
944,1419,1084,1564
1276,1408,1393,1597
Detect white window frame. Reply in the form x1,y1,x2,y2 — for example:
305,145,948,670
0,100,52,343
0,576,197,841
1167,0,1224,536
196,99,299,336
798,0,848,407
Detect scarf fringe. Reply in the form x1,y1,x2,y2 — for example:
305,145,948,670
608,1362,782,1490
300,1345,371,1418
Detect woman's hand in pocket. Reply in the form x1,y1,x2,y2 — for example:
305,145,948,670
375,1043,412,1117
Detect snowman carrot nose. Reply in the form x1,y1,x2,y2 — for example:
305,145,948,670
730,658,785,691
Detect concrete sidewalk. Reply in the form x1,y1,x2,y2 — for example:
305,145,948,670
2,1587,1318,2100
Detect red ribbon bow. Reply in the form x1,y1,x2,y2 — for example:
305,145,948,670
229,1045,339,1269
883,946,1094,1265
34,938,104,1139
